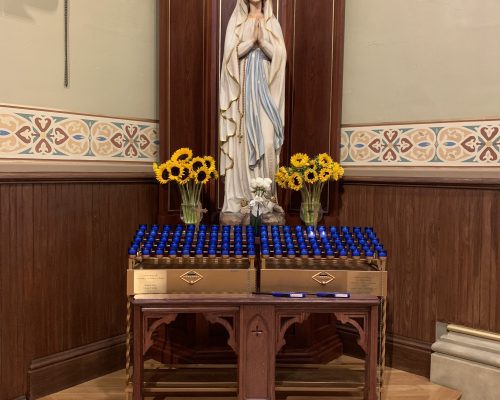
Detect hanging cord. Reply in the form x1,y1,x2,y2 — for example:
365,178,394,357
64,0,69,87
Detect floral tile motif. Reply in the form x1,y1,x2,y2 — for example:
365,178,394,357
341,121,500,166
0,105,159,162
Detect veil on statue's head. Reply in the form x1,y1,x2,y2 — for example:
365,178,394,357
234,0,275,22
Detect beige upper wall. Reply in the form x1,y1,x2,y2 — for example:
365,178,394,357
342,0,500,125
0,0,157,120
2,0,499,124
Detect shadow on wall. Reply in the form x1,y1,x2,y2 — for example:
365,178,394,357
0,0,58,20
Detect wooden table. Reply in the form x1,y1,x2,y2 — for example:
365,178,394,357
131,294,380,400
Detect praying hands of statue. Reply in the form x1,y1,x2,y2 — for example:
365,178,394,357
253,20,264,47
236,15,272,60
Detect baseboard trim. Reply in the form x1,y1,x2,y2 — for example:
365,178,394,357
387,334,432,377
337,325,432,377
29,334,126,399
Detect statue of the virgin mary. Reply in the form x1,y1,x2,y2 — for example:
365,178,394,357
219,0,286,223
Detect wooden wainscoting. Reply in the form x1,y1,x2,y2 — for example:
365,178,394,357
0,178,158,400
338,178,500,376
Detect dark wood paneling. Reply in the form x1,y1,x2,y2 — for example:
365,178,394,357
289,0,335,156
203,0,222,217
168,0,204,154
339,182,500,357
159,0,206,221
285,0,344,215
0,181,157,399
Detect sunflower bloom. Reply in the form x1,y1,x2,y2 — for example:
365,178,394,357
203,155,216,172
153,162,171,184
275,166,289,188
288,172,303,191
304,168,319,184
178,165,191,185
328,162,344,181
171,147,193,163
337,164,345,178
190,156,205,173
290,153,309,168
194,166,211,184
317,153,333,167
318,167,332,183
167,160,184,182
278,166,288,177
209,169,219,180
275,173,285,188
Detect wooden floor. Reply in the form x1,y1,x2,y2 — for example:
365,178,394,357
39,364,461,400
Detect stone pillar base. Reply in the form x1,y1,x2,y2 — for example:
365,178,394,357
431,324,500,400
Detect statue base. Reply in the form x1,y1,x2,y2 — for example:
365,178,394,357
220,211,286,226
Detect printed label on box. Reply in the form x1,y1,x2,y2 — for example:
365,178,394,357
128,270,167,295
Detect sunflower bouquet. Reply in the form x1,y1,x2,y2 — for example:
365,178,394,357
275,152,344,226
153,148,218,225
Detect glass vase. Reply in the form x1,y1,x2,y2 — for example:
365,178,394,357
180,201,202,225
300,200,322,227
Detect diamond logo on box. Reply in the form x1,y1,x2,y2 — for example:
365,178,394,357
180,270,204,285
312,271,335,285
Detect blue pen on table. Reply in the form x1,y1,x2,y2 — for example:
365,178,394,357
316,292,351,298
271,292,307,298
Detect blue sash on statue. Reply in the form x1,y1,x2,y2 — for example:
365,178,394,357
245,48,284,170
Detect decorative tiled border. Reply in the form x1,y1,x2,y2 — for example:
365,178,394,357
341,120,500,166
0,105,159,163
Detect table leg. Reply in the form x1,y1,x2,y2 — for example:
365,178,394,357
133,303,143,400
365,304,379,400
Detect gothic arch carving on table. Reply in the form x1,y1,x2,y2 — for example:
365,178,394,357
202,312,239,354
276,312,311,354
144,313,179,355
334,311,368,353
143,311,239,356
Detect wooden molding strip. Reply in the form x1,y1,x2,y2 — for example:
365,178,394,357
343,176,500,189
387,334,432,378
0,159,158,182
341,115,500,128
343,166,500,188
0,103,159,123
29,335,126,399
0,173,157,184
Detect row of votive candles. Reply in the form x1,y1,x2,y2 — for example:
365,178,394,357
129,224,256,258
259,225,387,258
128,224,387,259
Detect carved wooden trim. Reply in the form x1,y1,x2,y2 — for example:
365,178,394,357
0,173,156,183
143,313,179,355
202,312,239,354
334,311,367,353
239,306,276,398
276,312,311,354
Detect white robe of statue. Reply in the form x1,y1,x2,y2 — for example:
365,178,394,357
219,0,286,215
